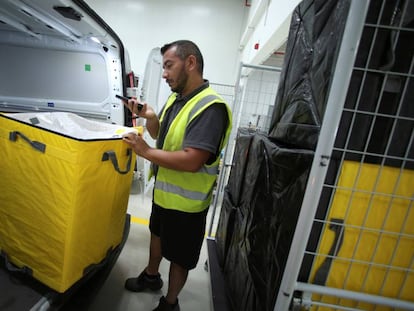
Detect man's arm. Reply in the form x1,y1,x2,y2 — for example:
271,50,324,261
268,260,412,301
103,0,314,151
144,113,160,140
140,146,211,172
122,132,211,172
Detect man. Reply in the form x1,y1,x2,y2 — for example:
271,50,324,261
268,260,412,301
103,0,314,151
122,40,232,311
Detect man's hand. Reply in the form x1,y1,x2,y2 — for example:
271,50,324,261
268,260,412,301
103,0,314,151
123,98,157,120
122,132,150,157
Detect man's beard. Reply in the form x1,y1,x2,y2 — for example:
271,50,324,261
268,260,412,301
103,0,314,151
170,66,188,94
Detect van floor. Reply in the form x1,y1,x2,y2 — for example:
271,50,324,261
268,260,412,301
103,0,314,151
87,185,213,311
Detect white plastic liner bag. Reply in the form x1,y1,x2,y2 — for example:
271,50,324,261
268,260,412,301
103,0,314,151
6,112,137,140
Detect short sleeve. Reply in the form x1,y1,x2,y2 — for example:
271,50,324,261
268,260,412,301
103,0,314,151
183,103,229,164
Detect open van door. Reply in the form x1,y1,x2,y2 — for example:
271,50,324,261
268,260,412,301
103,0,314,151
0,0,132,125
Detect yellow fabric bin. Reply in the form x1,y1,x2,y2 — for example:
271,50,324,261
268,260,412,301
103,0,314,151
310,161,414,310
0,113,136,292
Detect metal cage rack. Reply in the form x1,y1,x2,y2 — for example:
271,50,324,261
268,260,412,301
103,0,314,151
207,65,281,238
275,0,414,310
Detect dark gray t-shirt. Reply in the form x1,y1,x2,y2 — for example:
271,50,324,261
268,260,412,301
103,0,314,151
155,82,229,175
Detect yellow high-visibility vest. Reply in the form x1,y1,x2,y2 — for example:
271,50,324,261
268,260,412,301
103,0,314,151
154,87,232,213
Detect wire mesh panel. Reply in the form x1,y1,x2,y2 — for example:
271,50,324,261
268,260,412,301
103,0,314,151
237,68,280,132
210,82,235,107
209,82,237,169
226,63,281,168
303,0,414,307
210,81,235,165
207,65,281,238
205,82,236,235
275,0,414,310
234,64,281,131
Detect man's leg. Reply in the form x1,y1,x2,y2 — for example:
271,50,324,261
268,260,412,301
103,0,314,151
165,262,188,305
124,233,164,292
146,233,163,274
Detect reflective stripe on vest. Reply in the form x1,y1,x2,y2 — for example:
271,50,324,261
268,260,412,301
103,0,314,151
155,180,210,201
188,94,220,120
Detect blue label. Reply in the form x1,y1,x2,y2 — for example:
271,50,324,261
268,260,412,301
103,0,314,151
47,102,55,107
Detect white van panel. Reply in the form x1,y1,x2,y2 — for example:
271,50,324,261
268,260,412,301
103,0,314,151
0,0,130,125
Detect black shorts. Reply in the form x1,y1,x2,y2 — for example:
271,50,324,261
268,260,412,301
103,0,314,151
149,203,208,270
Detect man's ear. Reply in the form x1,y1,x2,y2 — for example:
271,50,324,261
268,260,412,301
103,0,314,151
186,55,197,72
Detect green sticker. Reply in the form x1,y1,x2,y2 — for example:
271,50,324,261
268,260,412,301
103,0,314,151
85,64,91,71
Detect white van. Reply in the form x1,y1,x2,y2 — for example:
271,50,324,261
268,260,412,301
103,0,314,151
0,1,133,310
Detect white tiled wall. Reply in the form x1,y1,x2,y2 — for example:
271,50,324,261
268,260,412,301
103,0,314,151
222,63,281,168
238,68,281,133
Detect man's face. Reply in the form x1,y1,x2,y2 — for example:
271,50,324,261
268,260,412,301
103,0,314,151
162,46,189,94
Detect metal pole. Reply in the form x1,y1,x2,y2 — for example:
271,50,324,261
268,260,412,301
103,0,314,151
29,296,51,311
273,0,370,310
241,62,282,72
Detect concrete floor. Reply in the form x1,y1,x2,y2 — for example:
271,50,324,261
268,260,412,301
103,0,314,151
87,181,215,311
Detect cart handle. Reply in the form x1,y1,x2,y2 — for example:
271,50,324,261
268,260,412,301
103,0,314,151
313,218,344,285
1,251,33,275
101,148,133,175
9,131,46,153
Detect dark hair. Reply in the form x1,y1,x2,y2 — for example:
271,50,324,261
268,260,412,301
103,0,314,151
161,40,204,75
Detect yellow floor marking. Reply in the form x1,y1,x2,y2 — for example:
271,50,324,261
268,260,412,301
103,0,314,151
130,215,149,226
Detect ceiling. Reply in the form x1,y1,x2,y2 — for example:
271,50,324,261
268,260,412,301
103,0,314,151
262,41,286,68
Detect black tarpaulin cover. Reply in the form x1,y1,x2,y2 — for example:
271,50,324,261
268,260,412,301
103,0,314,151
268,0,350,150
215,190,236,268
218,131,314,311
215,128,255,266
224,128,256,206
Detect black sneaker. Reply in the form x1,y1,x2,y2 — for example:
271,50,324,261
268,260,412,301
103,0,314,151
124,270,163,292
153,296,180,311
